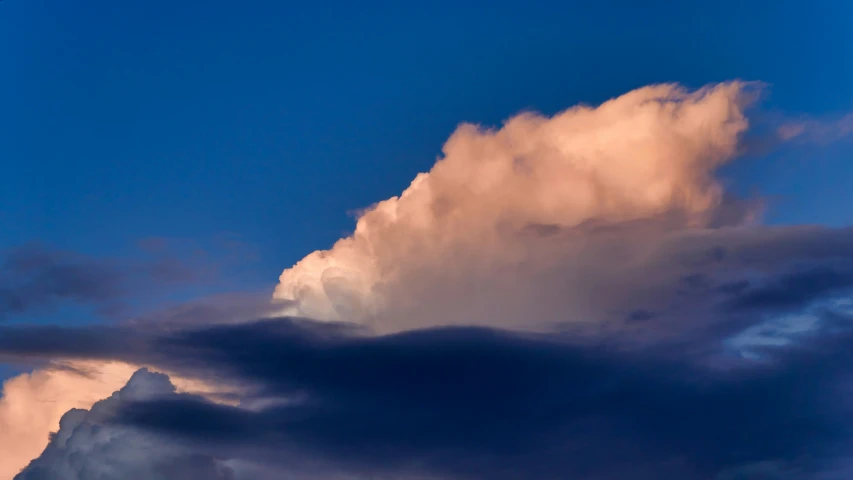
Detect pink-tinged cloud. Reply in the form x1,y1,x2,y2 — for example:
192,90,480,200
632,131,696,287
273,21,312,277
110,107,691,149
777,112,853,143
274,82,759,330
0,361,234,480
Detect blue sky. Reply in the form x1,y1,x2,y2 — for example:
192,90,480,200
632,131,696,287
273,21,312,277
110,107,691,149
3,0,852,286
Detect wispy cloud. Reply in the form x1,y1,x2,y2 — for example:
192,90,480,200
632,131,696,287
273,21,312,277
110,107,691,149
777,113,853,144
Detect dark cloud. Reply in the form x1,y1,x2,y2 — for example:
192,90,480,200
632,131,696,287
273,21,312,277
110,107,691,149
626,309,655,322
0,324,148,362
5,313,853,479
142,321,853,479
6,225,853,479
0,241,256,321
128,290,288,328
0,245,125,319
725,264,853,312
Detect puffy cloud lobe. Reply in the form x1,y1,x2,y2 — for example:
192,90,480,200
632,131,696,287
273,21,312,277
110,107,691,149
274,82,758,328
14,369,235,480
0,360,237,480
0,362,140,480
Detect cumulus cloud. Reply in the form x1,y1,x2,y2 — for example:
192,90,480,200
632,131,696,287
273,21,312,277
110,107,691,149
0,359,242,480
0,362,139,480
14,368,235,480
0,240,270,479
0,294,268,480
273,82,760,329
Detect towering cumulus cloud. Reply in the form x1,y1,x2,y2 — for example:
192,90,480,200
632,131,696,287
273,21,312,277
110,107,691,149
275,82,758,330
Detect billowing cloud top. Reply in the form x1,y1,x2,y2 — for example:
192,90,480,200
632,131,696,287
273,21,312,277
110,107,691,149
274,82,758,328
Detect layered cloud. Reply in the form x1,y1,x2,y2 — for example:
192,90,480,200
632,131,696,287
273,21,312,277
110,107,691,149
5,81,853,479
4,306,853,479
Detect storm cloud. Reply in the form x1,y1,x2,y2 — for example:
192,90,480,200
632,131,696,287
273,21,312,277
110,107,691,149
6,308,853,479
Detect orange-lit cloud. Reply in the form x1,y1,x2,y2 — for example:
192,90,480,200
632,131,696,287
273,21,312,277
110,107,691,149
0,362,137,480
777,113,853,143
0,361,232,479
274,82,759,330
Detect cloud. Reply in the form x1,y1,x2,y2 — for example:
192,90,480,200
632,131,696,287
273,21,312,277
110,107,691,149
272,82,853,335
0,292,274,480
0,245,126,319
280,219,853,340
0,241,268,479
273,82,759,325
6,81,853,479
0,361,141,480
13,368,235,480
776,113,853,144
725,264,853,313
4,313,853,479
0,242,233,322
0,358,239,480
5,225,853,357
8,226,852,479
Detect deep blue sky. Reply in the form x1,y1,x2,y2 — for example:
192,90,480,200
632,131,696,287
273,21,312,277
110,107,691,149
2,0,852,291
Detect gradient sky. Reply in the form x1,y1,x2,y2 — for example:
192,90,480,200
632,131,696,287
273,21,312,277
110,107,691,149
3,0,853,283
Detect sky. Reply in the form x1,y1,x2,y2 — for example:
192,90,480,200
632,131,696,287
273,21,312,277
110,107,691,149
3,0,853,262
2,1,853,479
